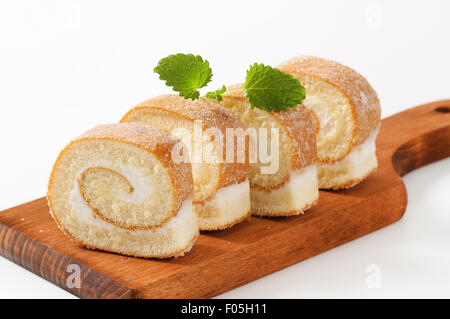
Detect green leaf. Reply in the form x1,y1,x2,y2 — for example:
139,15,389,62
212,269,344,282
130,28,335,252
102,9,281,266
244,63,306,112
154,53,213,99
205,85,226,102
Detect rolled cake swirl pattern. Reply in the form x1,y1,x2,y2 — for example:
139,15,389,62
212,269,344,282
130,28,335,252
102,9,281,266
278,56,381,189
47,123,198,258
121,95,251,231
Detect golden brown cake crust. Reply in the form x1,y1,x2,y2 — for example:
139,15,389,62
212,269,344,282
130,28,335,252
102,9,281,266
278,56,381,146
252,197,318,217
121,95,249,190
223,84,317,172
200,210,251,232
82,232,199,259
324,166,377,190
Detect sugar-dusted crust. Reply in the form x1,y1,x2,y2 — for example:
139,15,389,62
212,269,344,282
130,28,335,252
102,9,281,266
278,56,381,146
121,95,249,190
48,123,193,231
253,197,319,218
223,84,317,173
201,210,251,232
327,166,378,190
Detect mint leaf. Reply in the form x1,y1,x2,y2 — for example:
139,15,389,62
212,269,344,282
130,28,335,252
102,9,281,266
154,53,213,100
205,85,226,102
244,63,306,112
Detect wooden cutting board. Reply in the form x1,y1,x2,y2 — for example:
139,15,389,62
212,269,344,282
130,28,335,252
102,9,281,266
0,101,449,299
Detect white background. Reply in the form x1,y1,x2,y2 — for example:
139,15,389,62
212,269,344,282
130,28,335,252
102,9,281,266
0,0,449,298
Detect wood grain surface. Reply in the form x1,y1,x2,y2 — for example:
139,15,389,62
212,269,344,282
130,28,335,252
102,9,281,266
0,100,449,299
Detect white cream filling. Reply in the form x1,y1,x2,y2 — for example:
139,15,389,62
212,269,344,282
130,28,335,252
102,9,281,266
304,95,337,140
251,165,319,215
349,127,378,162
195,179,250,227
319,127,379,181
286,165,319,207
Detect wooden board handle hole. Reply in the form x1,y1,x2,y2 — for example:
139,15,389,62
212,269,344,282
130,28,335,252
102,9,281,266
435,106,450,113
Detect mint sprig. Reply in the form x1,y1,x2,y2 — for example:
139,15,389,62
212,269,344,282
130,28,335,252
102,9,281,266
154,53,212,99
204,85,226,102
154,53,305,112
244,63,305,112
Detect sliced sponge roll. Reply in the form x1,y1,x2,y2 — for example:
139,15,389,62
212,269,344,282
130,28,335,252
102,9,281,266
278,56,381,189
47,123,199,258
221,85,319,217
120,95,251,231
